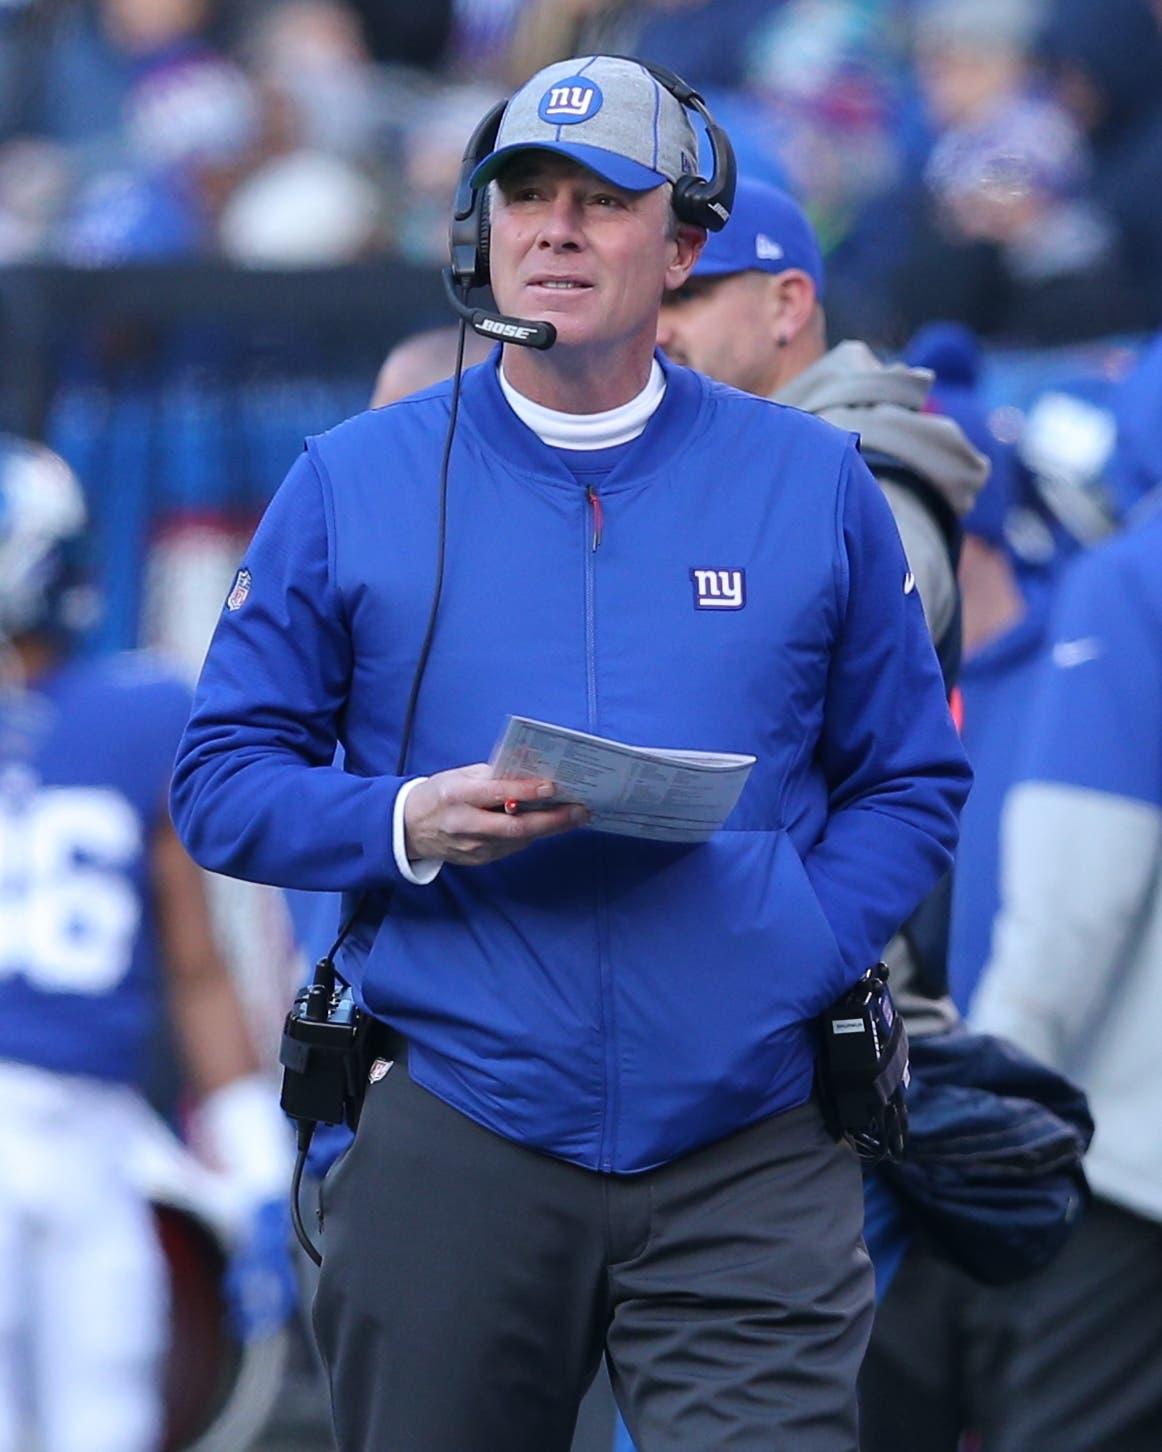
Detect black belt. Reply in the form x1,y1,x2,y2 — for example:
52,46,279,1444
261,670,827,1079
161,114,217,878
362,1013,409,1067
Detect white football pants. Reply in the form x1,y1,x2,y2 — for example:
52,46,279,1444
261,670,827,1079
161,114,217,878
0,1063,167,1452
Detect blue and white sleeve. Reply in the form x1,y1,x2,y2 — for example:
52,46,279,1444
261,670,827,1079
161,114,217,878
971,541,1162,1062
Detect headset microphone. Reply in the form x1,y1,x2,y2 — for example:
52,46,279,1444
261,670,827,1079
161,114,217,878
441,268,556,350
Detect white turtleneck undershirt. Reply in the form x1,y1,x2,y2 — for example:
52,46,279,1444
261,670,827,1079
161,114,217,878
498,357,666,449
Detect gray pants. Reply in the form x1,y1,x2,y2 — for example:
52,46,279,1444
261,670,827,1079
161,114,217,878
313,1065,872,1452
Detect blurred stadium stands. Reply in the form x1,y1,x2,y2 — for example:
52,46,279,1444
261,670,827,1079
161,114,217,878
4,5,1162,1450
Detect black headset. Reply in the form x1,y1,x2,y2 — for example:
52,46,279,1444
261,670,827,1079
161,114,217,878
443,57,737,349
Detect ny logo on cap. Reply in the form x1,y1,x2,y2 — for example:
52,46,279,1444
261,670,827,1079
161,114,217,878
539,80,603,124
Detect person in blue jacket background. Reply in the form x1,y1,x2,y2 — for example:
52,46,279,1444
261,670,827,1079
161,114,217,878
960,339,1162,1452
857,342,1154,1452
968,497,1162,1452
172,54,970,1452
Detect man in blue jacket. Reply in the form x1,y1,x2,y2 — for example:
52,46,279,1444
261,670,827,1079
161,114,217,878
969,502,1162,1452
172,55,970,1452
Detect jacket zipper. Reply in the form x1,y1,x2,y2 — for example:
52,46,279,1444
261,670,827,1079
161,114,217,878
584,487,616,1170
585,488,601,724
587,485,604,551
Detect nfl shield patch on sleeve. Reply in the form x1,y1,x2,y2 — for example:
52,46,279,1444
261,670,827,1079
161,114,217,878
225,567,252,611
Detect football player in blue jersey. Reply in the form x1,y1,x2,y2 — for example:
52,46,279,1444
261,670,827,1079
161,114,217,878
0,436,293,1452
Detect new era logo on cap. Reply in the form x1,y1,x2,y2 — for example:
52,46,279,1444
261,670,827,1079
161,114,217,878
756,233,784,262
539,80,603,124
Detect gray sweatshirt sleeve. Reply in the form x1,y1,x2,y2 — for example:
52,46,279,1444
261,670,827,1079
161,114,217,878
878,478,957,643
970,780,1162,1068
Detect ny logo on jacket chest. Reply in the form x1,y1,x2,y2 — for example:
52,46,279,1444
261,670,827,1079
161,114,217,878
690,568,746,610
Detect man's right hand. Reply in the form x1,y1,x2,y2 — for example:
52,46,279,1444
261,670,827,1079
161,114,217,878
403,765,588,867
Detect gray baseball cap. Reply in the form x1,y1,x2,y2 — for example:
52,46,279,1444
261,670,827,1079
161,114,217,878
470,56,699,194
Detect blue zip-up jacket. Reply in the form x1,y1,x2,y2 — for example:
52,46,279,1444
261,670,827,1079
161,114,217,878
172,356,970,1173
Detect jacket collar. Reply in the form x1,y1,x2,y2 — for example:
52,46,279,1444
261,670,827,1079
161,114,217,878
457,348,710,494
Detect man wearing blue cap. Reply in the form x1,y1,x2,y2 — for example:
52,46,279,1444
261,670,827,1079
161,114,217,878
172,60,970,1451
657,176,830,401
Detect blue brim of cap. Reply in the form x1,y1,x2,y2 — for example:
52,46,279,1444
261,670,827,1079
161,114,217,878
691,249,825,297
470,142,667,193
691,254,757,278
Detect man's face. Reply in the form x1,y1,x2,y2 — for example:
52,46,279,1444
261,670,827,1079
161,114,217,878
657,272,782,395
488,153,701,356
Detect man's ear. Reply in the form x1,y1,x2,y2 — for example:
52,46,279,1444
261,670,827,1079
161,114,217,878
665,223,707,292
769,270,818,346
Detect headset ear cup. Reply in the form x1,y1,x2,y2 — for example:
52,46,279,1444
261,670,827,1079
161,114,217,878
670,174,709,229
671,174,730,232
449,97,506,289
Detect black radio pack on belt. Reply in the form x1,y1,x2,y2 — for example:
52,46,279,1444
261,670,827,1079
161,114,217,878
279,974,367,1132
817,963,910,1162
279,966,374,1266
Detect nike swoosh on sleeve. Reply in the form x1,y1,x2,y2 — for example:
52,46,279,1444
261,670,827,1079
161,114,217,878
1051,637,1103,668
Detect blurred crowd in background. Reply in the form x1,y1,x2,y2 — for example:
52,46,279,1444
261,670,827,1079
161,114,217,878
3,4,1162,1450
3,0,1162,345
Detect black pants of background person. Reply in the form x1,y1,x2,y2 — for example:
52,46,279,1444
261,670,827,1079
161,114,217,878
313,1063,873,1452
859,1199,1162,1452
